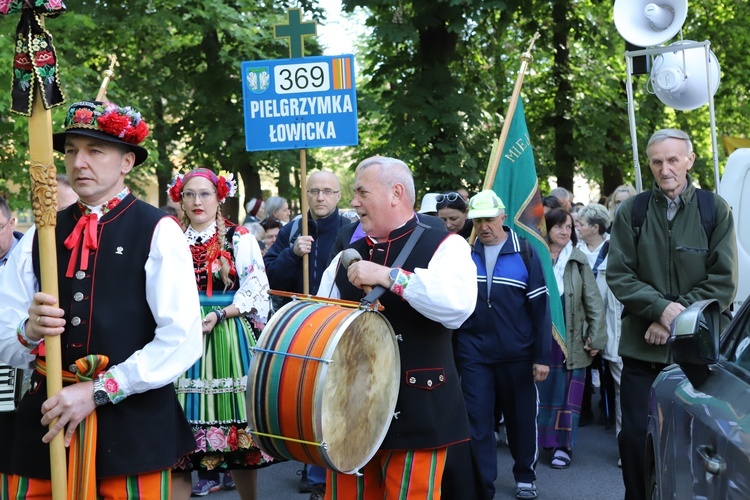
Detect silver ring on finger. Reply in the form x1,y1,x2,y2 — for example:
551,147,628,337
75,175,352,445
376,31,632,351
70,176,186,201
36,316,42,324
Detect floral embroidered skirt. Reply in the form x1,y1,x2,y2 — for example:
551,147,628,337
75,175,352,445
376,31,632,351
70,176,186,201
174,295,278,471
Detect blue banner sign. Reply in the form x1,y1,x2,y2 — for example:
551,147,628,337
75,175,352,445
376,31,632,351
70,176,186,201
241,55,358,151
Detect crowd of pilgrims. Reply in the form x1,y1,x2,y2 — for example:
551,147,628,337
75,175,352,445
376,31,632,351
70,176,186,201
1,164,633,500
158,178,635,498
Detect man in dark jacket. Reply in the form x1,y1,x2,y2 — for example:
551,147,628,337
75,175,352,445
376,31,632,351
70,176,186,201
456,190,551,500
265,171,350,300
263,170,350,497
607,128,737,500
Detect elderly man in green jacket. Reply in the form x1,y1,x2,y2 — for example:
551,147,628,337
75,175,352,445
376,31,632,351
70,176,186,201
607,128,738,500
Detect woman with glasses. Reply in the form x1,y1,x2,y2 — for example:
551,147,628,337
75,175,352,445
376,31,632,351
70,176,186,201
436,192,473,239
167,168,276,499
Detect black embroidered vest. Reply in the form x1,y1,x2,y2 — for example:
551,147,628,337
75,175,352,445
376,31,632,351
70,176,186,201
16,195,195,478
334,218,471,450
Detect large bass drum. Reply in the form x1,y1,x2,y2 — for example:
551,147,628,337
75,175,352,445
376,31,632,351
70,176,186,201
246,298,399,474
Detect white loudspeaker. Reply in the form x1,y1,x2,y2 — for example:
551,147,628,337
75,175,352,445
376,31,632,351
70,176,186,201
650,41,721,111
614,0,688,47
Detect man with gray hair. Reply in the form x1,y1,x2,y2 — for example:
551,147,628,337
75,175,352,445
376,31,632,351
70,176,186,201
549,187,573,212
318,156,478,498
607,128,737,499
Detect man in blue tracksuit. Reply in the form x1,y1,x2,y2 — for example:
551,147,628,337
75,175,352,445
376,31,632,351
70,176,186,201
455,190,552,500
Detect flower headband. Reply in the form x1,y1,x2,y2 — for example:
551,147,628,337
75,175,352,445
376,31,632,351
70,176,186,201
167,168,238,204
64,100,149,145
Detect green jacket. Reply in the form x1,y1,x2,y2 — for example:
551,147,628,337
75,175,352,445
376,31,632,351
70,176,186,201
606,177,738,364
561,246,607,370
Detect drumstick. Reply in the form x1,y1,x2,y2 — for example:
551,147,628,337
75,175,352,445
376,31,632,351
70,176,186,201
341,248,373,294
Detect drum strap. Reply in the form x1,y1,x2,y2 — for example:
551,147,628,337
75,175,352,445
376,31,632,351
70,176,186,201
360,224,426,306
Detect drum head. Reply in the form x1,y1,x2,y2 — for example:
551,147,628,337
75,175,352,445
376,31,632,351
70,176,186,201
319,309,399,473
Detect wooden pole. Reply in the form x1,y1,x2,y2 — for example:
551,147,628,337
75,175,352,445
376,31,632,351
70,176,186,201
470,32,540,246
28,81,67,500
482,32,540,189
300,148,310,294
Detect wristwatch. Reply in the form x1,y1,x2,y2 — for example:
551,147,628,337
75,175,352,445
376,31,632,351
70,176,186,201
388,268,399,289
93,377,109,407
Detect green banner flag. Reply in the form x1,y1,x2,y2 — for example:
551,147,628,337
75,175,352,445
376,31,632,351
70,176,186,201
489,98,567,353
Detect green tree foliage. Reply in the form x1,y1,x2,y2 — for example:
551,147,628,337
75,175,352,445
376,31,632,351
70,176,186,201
0,1,325,215
346,0,750,199
2,1,749,211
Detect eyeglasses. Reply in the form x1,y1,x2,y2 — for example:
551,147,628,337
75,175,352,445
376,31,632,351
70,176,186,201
182,190,216,201
435,192,461,203
0,218,12,232
307,188,340,197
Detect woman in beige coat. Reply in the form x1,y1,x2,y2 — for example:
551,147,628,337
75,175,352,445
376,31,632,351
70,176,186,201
537,208,607,469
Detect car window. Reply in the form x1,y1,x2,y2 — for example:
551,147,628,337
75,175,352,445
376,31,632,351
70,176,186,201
725,301,750,370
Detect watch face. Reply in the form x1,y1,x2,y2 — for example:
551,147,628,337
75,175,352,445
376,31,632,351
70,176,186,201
94,390,109,406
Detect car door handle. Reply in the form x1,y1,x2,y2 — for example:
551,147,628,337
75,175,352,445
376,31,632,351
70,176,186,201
696,445,724,475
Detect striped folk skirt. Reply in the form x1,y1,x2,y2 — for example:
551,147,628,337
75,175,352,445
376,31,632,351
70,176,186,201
174,293,278,472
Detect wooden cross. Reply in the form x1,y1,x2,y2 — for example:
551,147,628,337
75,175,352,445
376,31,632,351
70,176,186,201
274,8,317,59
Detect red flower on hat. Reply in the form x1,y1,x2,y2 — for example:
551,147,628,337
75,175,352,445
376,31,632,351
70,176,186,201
216,178,230,201
167,175,184,203
13,53,33,71
72,108,94,125
34,50,55,67
97,112,131,139
123,120,149,145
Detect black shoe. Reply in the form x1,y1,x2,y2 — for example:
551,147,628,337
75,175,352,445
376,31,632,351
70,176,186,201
297,468,312,493
309,484,325,500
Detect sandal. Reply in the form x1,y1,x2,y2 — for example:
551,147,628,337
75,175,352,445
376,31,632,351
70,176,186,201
551,448,571,469
516,482,538,499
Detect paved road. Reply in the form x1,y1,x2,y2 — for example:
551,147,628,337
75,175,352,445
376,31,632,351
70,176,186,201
204,420,625,499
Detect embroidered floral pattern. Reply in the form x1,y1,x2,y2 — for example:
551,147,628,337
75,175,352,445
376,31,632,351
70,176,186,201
79,187,129,216
101,370,126,404
174,425,277,472
206,426,229,451
6,3,67,115
390,268,412,296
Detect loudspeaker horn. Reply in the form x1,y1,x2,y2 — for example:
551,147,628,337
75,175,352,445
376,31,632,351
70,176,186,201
650,41,720,111
614,0,688,47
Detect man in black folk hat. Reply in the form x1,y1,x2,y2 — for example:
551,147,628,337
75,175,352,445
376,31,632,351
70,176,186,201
0,100,202,498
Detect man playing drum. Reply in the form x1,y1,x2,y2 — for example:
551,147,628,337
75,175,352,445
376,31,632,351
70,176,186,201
318,156,478,498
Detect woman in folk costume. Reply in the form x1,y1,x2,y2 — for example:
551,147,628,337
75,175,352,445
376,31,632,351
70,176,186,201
167,168,276,499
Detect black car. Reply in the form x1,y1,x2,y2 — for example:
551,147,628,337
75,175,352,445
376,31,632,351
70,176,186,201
647,298,750,499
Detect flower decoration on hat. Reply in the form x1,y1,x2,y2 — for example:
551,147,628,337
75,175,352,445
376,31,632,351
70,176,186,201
167,168,237,204
65,100,149,145
216,170,238,202
167,174,185,203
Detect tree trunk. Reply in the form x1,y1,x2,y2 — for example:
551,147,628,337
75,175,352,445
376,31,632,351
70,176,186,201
551,0,575,193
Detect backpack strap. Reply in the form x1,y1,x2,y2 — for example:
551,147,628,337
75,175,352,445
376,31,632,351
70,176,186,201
287,214,302,248
695,189,717,243
592,240,609,279
630,191,652,245
518,237,531,273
